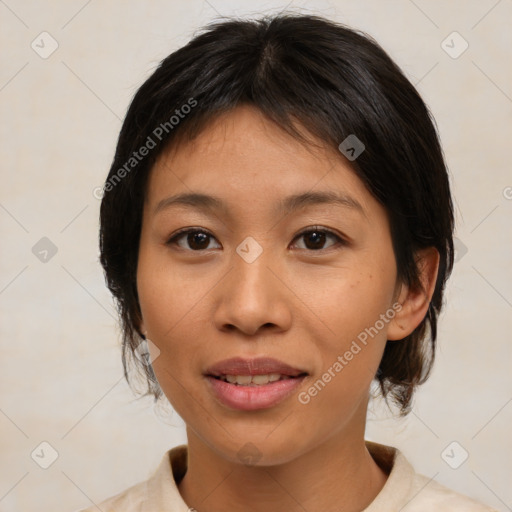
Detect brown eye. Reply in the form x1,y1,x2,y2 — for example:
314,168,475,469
167,229,220,251
166,226,346,253
292,227,345,251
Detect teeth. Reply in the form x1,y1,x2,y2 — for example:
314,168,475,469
218,373,292,385
252,374,270,385
236,375,252,385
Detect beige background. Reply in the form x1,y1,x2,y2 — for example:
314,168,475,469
0,1,511,511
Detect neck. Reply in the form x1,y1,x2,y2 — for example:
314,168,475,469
178,428,388,512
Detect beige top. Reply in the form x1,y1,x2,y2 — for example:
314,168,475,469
77,441,496,511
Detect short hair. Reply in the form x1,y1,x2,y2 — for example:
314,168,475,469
99,13,454,415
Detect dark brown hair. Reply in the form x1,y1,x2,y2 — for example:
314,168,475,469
99,13,454,415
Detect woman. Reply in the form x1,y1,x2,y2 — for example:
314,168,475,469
80,13,496,512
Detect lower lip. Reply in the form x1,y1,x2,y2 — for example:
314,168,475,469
205,376,306,411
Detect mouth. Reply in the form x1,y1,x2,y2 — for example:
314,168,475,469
204,357,308,411
211,373,305,386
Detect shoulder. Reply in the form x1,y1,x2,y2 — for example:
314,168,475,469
74,479,150,512
365,441,497,512
73,445,189,512
404,471,498,512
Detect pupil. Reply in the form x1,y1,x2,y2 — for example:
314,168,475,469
306,231,325,250
188,232,209,250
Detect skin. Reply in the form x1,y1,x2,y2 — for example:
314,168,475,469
136,104,439,512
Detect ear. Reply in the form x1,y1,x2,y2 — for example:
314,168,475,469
387,247,440,341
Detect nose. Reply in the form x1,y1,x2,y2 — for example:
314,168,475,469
212,246,292,337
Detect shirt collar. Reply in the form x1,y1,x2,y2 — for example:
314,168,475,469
141,441,414,511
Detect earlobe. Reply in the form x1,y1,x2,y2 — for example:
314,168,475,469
387,247,440,341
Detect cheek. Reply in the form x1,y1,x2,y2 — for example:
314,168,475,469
297,277,390,434
307,265,396,350
301,256,395,401
137,251,194,378
137,244,203,337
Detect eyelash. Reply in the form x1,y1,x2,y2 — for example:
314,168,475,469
165,226,347,252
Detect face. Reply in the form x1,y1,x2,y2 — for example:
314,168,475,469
137,105,404,466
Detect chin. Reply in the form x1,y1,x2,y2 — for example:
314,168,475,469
204,431,308,468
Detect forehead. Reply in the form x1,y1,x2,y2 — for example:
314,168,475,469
145,105,379,220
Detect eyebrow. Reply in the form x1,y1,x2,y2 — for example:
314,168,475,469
153,190,365,217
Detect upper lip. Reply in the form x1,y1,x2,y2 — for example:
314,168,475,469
205,357,307,377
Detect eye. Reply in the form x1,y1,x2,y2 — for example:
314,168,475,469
291,227,346,251
166,226,346,252
166,228,221,251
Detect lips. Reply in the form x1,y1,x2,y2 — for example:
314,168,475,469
204,357,308,411
205,357,307,378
